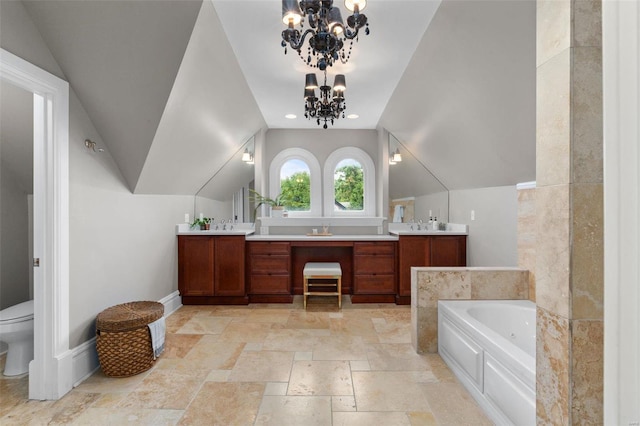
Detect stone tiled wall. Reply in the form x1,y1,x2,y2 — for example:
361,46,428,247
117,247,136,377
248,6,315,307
410,267,529,353
536,0,603,424
517,187,536,302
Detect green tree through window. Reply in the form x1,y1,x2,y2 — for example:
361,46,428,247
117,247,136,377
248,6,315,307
280,171,311,211
334,161,364,211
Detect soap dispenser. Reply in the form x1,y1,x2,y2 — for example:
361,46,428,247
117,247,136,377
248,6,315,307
432,217,439,230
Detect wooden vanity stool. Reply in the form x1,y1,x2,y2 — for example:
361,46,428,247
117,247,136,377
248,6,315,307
303,262,342,308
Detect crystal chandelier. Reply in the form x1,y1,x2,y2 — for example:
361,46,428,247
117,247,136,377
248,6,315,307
281,0,369,71
303,71,346,129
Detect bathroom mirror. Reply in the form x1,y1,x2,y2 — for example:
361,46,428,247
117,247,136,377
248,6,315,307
194,135,255,222
388,133,449,222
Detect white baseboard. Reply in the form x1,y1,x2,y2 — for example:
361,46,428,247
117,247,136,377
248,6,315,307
159,290,182,317
71,338,98,387
70,291,182,387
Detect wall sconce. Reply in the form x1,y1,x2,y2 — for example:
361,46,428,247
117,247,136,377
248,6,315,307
388,134,402,165
84,139,104,152
242,148,255,164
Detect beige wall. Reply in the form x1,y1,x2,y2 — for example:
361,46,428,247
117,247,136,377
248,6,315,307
535,0,603,423
517,186,536,302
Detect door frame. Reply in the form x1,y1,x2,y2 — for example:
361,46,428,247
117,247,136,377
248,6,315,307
1,48,72,400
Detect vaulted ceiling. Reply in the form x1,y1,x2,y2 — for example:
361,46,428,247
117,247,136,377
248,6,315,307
5,0,536,196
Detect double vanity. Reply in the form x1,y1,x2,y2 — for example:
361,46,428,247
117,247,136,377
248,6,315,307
177,225,467,306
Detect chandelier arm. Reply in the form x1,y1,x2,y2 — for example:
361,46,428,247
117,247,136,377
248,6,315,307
285,28,316,51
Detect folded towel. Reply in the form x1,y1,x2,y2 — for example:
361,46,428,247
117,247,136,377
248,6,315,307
147,317,166,359
393,205,404,223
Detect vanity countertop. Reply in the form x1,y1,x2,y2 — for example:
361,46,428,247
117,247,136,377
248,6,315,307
177,230,256,236
388,230,468,236
246,234,398,242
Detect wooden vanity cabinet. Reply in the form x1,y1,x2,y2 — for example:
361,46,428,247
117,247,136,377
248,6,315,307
397,235,467,304
178,235,247,305
352,241,397,303
246,241,293,303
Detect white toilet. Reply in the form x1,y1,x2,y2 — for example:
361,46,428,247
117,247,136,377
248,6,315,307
0,300,34,376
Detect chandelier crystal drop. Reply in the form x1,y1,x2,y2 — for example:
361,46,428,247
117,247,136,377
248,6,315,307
304,71,346,129
281,0,369,71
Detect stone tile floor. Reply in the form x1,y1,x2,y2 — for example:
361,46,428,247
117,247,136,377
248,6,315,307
0,296,491,425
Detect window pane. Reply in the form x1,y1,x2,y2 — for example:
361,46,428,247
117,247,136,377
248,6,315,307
334,159,363,211
280,159,311,211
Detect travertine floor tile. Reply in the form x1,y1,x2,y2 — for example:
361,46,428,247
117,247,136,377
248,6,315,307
287,360,353,396
423,382,493,425
163,333,202,359
332,395,357,412
181,335,245,370
262,328,331,352
312,335,371,361
217,322,274,343
255,395,332,426
352,371,433,412
407,411,438,425
118,368,209,410
73,369,150,394
71,407,184,425
178,382,264,425
333,411,412,425
1,303,490,425
176,315,232,334
264,382,288,395
284,311,331,329
228,351,294,382
367,343,431,371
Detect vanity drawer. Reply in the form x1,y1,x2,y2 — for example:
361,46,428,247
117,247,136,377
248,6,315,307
353,242,395,255
248,275,290,294
354,275,396,294
354,255,395,274
249,255,290,274
248,242,291,255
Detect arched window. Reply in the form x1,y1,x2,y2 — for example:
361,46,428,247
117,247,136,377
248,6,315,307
323,147,376,216
269,148,321,216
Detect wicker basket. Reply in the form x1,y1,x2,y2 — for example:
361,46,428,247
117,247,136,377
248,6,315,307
95,301,164,377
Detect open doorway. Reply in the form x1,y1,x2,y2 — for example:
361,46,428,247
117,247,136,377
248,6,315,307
1,48,71,400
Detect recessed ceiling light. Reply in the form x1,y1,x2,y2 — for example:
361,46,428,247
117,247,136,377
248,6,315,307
347,114,359,119
285,114,297,119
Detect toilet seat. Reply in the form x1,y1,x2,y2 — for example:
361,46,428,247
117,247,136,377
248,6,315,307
0,300,34,325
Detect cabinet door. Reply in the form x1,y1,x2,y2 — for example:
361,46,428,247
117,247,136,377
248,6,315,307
214,236,246,296
398,236,430,297
178,236,214,296
430,236,467,266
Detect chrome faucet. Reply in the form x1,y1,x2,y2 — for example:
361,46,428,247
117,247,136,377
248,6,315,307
417,219,423,230
221,219,227,230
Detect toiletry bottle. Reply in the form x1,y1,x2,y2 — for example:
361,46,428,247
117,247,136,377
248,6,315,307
432,217,438,230
428,216,433,228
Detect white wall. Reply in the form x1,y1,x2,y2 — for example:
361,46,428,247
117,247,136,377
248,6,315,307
1,1,194,347
68,91,194,346
449,185,518,266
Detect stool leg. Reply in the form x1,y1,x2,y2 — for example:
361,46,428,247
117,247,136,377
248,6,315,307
338,277,342,309
304,276,308,309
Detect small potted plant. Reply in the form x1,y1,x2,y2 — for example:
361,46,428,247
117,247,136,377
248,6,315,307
191,217,213,230
249,190,289,219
